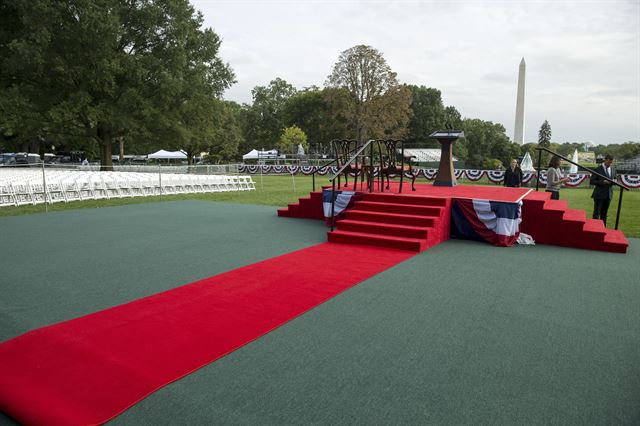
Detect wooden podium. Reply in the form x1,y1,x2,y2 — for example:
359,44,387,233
429,131,464,187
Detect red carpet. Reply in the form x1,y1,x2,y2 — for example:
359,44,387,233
380,182,531,202
0,243,414,425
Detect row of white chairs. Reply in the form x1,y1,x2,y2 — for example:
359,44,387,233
0,170,255,207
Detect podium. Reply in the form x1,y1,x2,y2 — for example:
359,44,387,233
429,130,464,187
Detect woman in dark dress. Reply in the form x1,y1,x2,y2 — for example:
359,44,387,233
503,158,523,187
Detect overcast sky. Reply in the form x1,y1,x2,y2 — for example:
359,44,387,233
191,0,639,145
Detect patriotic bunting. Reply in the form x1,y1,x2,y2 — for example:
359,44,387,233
522,172,536,184
300,166,315,175
486,170,505,183
232,165,638,189
619,174,640,188
421,169,438,180
563,174,589,187
451,199,521,247
537,172,547,185
322,189,361,224
464,170,485,181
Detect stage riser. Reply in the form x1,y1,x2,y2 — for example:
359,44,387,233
362,193,447,207
327,231,426,252
344,211,437,228
278,187,628,254
521,196,628,253
336,220,431,239
352,201,443,217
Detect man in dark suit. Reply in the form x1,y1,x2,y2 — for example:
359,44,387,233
590,154,615,226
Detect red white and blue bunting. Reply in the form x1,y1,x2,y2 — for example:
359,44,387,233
537,172,547,185
522,172,536,184
420,169,438,180
619,174,640,188
563,174,590,187
486,170,505,184
236,165,639,189
464,170,485,181
451,199,522,247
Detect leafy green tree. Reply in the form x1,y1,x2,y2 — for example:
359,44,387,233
277,125,308,154
444,106,463,130
207,101,243,163
325,45,412,142
538,120,552,147
459,118,517,168
405,85,446,146
282,87,346,154
245,78,297,150
0,0,235,169
593,141,640,160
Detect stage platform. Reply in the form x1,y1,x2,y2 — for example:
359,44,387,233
361,181,531,203
278,182,628,253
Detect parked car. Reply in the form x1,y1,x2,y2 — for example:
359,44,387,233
15,153,42,167
0,153,17,166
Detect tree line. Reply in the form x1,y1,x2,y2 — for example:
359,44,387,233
1,1,637,169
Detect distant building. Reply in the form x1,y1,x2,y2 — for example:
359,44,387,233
577,152,596,163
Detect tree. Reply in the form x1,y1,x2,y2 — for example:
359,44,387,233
459,118,517,168
282,87,346,154
0,0,235,169
208,101,243,163
405,85,446,146
538,120,552,147
277,125,308,154
245,78,297,149
325,45,412,142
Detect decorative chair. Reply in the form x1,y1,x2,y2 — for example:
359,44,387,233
377,139,416,192
332,139,366,190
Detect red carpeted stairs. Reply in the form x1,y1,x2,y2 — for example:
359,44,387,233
521,191,628,253
277,190,324,220
327,193,451,252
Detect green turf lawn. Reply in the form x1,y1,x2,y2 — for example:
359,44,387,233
1,174,638,237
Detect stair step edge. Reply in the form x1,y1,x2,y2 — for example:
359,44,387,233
329,230,426,243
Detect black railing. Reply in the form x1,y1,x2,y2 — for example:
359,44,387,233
535,147,628,230
310,141,364,192
328,139,377,231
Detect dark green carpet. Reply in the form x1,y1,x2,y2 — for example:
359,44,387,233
1,202,639,425
0,201,326,342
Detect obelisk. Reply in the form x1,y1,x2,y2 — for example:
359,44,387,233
514,57,526,144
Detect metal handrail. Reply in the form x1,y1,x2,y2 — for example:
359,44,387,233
330,139,376,182
310,141,362,191
535,146,628,230
328,139,376,231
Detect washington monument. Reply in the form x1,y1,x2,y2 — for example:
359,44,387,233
514,58,526,144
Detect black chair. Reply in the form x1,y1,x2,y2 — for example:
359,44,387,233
332,139,366,190
377,139,416,192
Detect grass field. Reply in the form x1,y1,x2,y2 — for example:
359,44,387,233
1,174,638,237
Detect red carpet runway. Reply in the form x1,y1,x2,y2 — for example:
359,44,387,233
0,243,413,425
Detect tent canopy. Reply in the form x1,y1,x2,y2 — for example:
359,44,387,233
148,150,187,160
520,152,535,172
242,149,282,160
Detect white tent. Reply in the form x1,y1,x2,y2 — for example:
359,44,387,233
569,149,579,173
147,149,187,160
520,152,535,172
242,149,282,161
